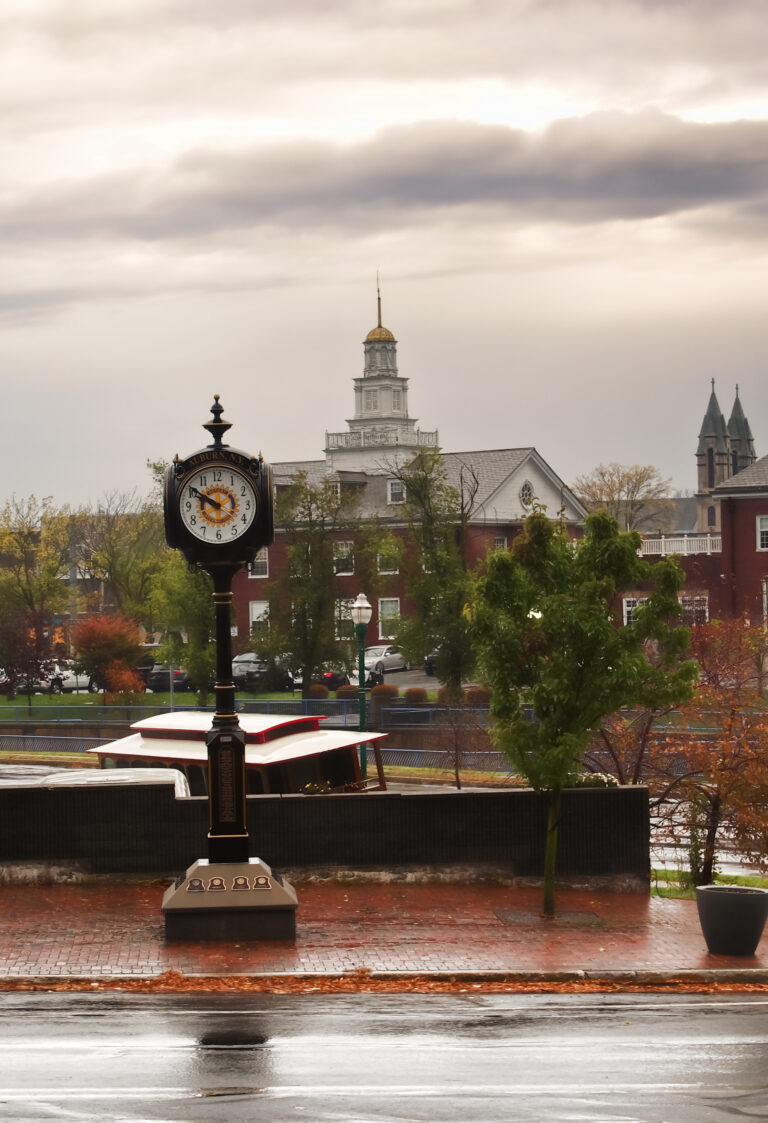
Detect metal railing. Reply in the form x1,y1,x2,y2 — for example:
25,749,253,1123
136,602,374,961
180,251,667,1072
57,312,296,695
0,733,113,754
639,534,721,556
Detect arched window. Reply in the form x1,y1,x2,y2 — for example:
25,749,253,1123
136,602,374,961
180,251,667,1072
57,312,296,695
707,506,716,527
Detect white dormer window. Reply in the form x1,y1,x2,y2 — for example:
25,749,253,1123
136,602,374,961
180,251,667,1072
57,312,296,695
388,479,405,505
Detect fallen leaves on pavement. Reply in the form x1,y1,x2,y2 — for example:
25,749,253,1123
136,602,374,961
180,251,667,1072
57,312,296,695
1,970,767,995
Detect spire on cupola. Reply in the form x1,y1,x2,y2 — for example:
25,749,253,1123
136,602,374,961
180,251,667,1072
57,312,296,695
365,274,396,344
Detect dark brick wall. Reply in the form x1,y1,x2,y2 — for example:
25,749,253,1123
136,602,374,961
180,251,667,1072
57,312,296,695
0,784,649,881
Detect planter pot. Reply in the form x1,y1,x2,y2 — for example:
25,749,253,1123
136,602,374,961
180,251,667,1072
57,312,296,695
696,884,768,956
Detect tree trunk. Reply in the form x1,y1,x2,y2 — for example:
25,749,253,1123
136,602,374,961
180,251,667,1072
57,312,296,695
542,787,562,918
700,793,721,886
453,751,462,790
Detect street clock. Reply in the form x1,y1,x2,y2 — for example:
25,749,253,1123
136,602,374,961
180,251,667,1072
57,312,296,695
164,396,273,567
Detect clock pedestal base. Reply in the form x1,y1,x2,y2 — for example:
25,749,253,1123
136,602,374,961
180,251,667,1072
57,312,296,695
162,857,298,942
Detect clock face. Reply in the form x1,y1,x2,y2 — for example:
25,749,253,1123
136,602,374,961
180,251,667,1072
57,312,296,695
179,466,258,543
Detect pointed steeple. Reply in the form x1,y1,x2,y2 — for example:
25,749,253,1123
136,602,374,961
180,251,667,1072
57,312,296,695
697,380,728,455
727,385,756,475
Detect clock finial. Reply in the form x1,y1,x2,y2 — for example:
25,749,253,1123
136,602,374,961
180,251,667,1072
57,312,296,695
203,394,232,449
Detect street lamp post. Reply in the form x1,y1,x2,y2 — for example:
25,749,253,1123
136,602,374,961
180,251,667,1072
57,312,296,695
350,592,372,779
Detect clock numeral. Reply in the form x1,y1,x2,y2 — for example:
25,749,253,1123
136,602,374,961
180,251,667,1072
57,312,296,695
198,474,207,486
190,515,197,526
231,525,238,536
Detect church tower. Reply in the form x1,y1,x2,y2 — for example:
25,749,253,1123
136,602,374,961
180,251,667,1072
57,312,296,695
696,382,756,532
324,286,438,472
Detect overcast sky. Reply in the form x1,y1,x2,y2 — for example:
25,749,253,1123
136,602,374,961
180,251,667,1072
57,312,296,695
2,0,767,507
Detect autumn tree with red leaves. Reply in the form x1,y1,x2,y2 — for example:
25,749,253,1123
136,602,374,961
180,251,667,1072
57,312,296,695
654,617,768,884
72,614,144,691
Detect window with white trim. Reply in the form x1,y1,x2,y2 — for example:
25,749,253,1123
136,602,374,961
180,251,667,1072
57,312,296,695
493,535,508,551
622,596,647,625
679,594,709,626
392,389,402,412
249,600,269,638
333,540,354,576
757,516,768,551
335,598,354,640
624,594,709,626
378,597,400,640
519,480,535,508
387,479,405,505
377,551,399,575
364,389,379,411
248,548,268,578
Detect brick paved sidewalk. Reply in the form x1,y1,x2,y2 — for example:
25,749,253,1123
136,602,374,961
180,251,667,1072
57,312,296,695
1,879,768,983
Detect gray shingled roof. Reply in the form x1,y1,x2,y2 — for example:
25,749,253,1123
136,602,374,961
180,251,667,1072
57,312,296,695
441,449,533,507
713,453,768,495
269,447,586,520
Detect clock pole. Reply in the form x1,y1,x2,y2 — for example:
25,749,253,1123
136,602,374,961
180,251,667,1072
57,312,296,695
205,562,249,863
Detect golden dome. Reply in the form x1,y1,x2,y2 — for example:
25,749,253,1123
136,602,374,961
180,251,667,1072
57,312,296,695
365,324,395,342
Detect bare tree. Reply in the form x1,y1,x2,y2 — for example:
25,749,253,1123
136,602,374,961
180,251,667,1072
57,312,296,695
573,463,674,533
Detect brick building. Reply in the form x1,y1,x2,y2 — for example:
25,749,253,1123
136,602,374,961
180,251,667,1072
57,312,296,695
231,296,586,646
623,383,766,627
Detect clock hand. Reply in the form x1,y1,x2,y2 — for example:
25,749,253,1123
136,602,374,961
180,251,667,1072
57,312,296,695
190,486,223,511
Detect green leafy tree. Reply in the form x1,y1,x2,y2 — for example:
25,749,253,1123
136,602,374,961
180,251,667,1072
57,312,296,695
72,490,165,626
265,472,385,696
389,449,478,701
0,495,76,622
471,510,697,916
149,552,215,704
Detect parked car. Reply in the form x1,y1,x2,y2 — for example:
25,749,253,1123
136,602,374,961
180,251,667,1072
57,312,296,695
424,648,440,676
232,653,294,692
145,665,192,693
364,645,409,676
313,664,350,690
32,663,67,694
58,663,97,692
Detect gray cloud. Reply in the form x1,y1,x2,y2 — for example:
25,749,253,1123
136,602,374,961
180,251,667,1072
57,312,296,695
2,112,767,247
3,1,768,127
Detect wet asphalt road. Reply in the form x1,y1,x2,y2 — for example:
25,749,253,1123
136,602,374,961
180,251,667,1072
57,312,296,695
0,992,767,1122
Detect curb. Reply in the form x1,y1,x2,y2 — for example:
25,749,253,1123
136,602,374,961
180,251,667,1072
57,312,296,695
3,969,768,990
